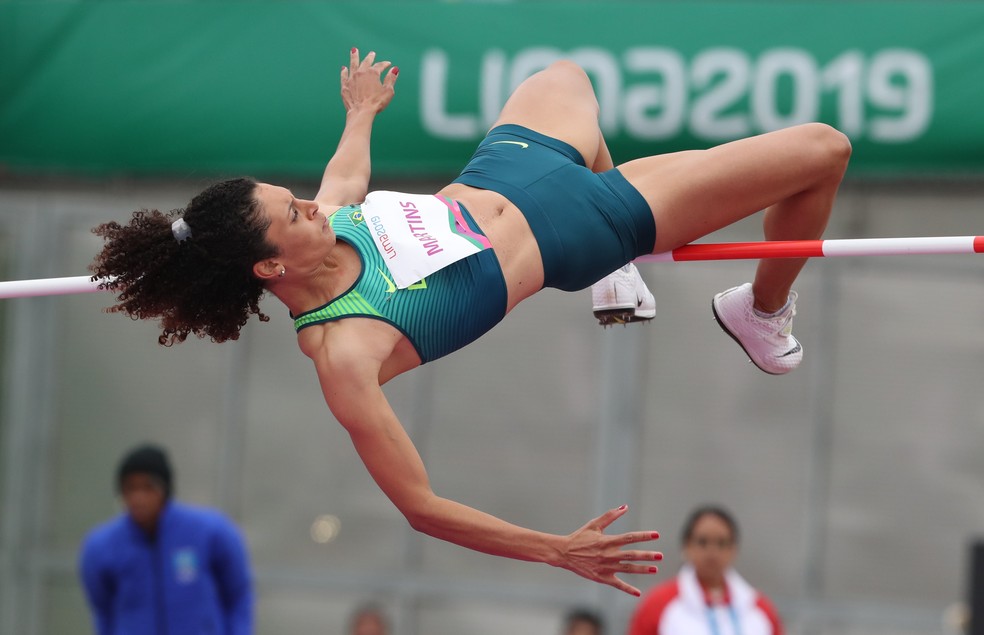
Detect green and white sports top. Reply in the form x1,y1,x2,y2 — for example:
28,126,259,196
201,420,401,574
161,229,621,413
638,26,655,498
291,202,508,364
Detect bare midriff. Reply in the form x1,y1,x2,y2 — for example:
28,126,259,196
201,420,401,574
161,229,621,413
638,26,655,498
436,183,544,312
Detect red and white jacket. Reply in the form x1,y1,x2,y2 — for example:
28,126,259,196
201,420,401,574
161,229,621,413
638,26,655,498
628,565,783,635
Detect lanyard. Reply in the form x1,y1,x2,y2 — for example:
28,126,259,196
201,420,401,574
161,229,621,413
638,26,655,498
706,604,741,635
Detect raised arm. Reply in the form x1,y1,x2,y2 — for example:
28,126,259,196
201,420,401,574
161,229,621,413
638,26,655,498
315,48,398,207
316,346,663,596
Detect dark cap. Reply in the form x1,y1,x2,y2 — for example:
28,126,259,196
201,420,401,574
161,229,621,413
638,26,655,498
117,444,173,498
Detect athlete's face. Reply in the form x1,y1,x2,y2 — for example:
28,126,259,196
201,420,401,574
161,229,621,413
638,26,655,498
683,513,737,587
254,183,334,263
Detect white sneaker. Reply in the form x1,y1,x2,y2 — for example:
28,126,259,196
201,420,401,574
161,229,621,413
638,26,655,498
711,283,802,375
591,263,656,326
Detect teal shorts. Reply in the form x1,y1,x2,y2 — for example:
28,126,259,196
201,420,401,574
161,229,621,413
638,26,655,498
452,124,656,292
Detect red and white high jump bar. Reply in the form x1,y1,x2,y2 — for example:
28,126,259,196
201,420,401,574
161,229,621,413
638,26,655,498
636,235,984,262
1,235,983,300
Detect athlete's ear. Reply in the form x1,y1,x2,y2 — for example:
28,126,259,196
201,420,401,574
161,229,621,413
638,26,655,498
253,259,282,281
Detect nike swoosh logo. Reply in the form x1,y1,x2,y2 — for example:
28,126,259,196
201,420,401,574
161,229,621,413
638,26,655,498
490,140,529,149
779,342,802,357
637,297,644,308
376,267,396,293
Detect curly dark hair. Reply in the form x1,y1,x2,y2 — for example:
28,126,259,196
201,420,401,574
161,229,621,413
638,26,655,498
90,177,279,346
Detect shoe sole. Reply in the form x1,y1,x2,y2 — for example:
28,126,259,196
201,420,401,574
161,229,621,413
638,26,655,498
594,308,655,326
593,302,635,312
711,298,786,376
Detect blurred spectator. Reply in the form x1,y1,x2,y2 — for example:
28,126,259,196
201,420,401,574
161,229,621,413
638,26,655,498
347,603,391,635
627,505,782,635
78,444,254,635
562,607,604,635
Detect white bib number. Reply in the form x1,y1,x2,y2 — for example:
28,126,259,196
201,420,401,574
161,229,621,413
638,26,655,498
362,191,491,289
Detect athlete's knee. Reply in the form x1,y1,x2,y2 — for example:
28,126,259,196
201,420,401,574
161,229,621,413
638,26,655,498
803,122,852,173
547,59,588,78
798,123,851,179
545,60,599,113
817,123,851,162
540,60,590,87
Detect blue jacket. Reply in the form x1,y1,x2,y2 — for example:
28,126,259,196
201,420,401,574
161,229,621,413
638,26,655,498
78,501,253,635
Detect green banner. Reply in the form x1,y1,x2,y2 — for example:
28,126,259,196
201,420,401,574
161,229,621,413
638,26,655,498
2,1,983,178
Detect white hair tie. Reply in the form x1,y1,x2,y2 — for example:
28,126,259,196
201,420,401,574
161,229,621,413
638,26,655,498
171,218,193,243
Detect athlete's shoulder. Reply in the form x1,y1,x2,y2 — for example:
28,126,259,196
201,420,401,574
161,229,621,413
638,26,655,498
299,318,385,369
297,319,330,359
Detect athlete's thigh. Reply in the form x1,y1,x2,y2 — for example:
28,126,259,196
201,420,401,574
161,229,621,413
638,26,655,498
618,124,845,252
491,60,603,166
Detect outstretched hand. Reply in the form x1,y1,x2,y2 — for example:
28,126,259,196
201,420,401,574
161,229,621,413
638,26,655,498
559,505,662,596
340,48,398,115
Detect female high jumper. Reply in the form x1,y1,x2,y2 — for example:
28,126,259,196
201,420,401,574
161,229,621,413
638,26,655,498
90,48,850,595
